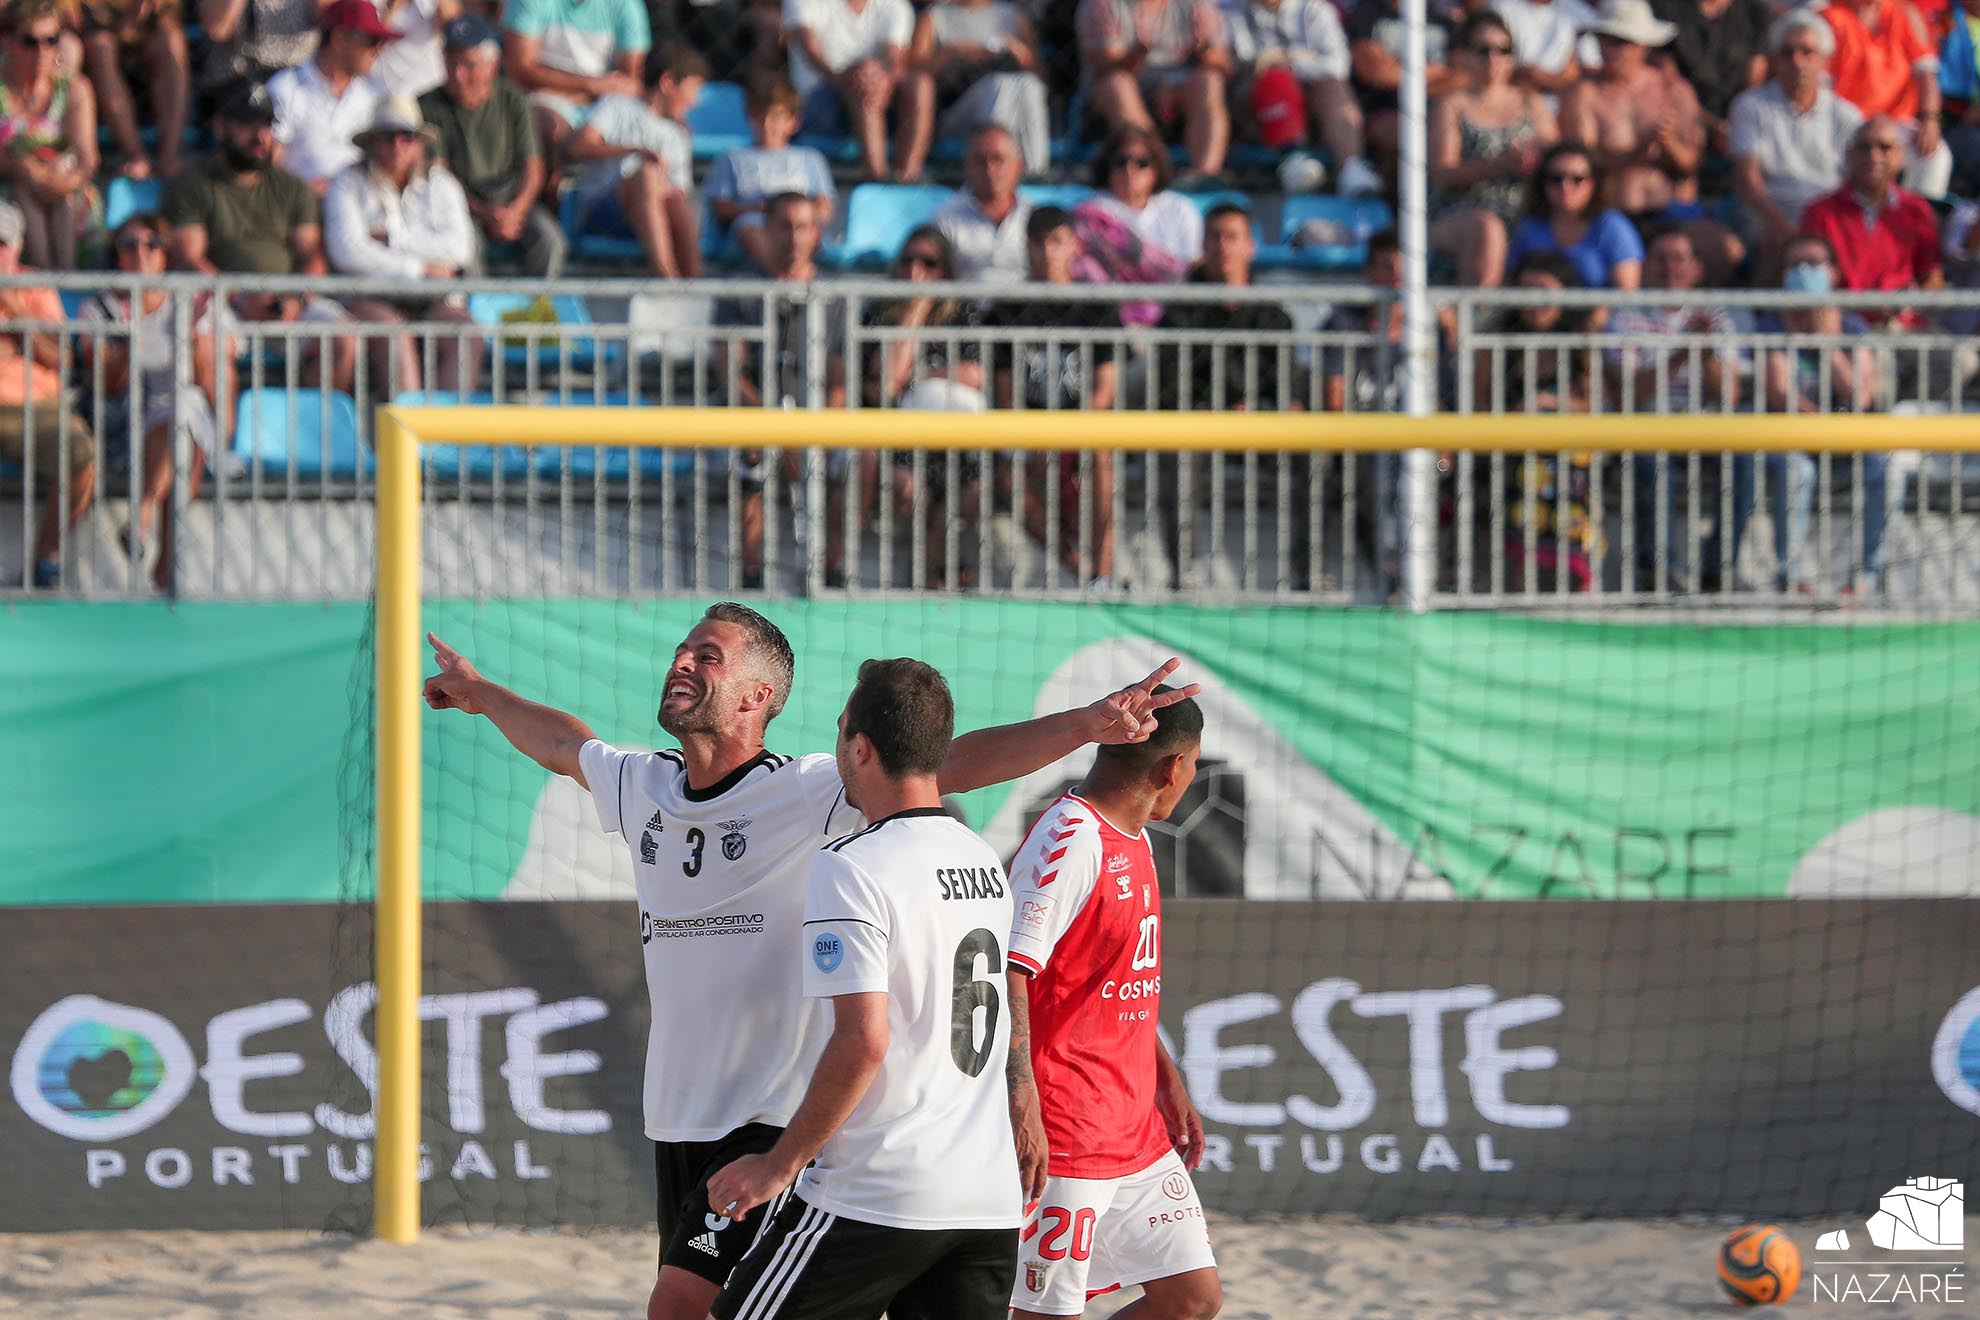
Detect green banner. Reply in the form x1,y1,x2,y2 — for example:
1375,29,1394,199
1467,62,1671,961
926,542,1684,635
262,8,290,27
3,601,1975,905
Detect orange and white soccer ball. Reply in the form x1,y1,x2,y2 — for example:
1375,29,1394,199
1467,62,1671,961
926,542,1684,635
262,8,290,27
1717,1225,1800,1305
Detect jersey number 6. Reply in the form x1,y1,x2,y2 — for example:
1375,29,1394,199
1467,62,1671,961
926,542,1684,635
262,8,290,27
949,927,1004,1077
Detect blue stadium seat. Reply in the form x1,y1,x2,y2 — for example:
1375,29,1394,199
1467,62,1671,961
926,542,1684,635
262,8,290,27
1017,183,1097,213
824,183,953,268
393,389,690,480
390,389,521,480
466,290,616,373
699,193,744,267
58,290,89,319
688,81,752,160
558,187,645,266
1258,195,1395,271
231,388,366,479
104,177,164,232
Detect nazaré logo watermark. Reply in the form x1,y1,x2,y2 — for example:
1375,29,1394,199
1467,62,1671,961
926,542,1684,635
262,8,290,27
1806,1177,1967,1306
9,996,197,1141
1933,987,1980,1117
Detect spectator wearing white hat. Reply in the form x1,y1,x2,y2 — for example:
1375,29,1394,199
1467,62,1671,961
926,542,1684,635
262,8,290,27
324,93,479,397
1559,0,1706,213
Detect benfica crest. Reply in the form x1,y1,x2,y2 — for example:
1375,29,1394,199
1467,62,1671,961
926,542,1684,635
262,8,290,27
719,817,752,861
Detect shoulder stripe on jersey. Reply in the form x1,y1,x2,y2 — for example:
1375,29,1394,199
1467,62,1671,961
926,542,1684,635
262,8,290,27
802,916,886,934
824,821,884,853
657,749,684,767
614,756,628,838
734,1203,834,1320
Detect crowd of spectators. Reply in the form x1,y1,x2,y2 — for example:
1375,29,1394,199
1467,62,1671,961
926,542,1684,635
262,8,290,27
5,0,1980,592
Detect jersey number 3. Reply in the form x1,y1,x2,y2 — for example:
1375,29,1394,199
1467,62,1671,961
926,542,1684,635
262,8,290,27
682,827,705,877
950,928,1004,1078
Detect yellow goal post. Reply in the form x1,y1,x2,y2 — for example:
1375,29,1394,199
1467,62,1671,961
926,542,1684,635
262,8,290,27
368,403,1972,1242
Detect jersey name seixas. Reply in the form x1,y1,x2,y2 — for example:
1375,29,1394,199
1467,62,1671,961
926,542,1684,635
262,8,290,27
1007,792,1171,1180
579,740,864,1142
800,808,1024,1231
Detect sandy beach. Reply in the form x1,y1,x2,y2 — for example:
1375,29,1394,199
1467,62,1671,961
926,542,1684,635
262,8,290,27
4,1214,1967,1319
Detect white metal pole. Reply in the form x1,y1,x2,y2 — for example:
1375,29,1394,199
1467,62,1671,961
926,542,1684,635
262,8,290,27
1399,0,1438,613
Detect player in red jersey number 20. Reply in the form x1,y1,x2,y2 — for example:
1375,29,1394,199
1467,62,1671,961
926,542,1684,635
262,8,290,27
1005,690,1221,1319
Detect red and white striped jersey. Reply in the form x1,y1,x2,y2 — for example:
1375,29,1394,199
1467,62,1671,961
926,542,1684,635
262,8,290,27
1007,791,1171,1180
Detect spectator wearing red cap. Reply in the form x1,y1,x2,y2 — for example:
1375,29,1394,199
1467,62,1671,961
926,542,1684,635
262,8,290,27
268,0,396,195
1799,114,1942,325
1819,0,1953,195
1226,0,1380,195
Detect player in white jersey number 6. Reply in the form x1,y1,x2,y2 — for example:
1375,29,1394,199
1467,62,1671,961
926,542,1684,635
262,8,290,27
1006,691,1222,1319
421,602,1198,1320
704,657,1023,1320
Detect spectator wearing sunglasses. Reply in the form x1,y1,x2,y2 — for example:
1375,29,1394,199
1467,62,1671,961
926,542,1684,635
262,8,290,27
76,213,238,592
1076,0,1232,184
324,93,479,397
1507,140,1644,290
0,0,100,270
1430,9,1557,286
267,0,398,195
1080,123,1202,270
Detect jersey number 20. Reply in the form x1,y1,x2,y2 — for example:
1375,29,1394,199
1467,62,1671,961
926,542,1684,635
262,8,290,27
950,928,1003,1077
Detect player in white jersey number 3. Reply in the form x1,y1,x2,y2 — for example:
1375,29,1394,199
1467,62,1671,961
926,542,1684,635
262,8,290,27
706,657,1021,1319
422,603,1197,1320
1006,690,1222,1319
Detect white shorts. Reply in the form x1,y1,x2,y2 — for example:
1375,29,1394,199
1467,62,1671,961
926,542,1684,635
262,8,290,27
1010,1149,1216,1316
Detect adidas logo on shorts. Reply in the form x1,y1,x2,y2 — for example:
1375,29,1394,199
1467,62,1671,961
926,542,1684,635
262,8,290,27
688,1231,720,1257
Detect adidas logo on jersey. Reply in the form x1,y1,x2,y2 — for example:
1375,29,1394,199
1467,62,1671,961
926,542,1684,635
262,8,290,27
645,810,665,832
688,1231,719,1256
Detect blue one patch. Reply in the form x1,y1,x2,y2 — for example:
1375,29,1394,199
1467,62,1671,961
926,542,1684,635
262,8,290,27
812,933,844,973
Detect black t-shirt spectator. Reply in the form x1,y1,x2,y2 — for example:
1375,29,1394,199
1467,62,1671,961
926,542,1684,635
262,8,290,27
1158,280,1296,409
980,297,1120,410
712,292,845,406
1651,0,1772,120
1347,1,1452,113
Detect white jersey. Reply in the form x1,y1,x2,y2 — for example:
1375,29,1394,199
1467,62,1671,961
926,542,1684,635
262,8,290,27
579,740,864,1142
797,809,1023,1231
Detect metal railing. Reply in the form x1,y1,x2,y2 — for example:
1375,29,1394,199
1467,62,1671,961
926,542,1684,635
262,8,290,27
5,275,1977,609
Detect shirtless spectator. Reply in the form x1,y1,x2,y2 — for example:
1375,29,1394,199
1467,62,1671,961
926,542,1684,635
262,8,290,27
1818,0,1952,197
1560,0,1704,214
1076,0,1232,184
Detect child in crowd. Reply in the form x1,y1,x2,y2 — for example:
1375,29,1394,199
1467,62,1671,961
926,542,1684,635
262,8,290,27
562,43,707,277
703,73,837,270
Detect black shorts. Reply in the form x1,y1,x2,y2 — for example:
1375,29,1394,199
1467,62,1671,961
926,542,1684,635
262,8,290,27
712,1194,1018,1320
655,1123,790,1285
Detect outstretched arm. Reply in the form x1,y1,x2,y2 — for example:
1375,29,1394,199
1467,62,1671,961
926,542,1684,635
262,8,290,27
937,658,1203,795
422,632,597,786
706,991,888,1220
